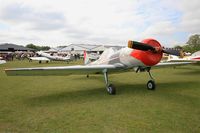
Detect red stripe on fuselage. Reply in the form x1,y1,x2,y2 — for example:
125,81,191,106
130,39,163,66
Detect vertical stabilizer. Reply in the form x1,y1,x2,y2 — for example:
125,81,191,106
84,51,90,65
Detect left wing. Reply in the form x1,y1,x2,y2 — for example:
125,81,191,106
5,64,125,76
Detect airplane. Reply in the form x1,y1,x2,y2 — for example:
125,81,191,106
5,39,192,95
0,60,6,64
167,52,200,62
0,57,6,64
29,56,50,63
88,52,100,60
29,51,72,63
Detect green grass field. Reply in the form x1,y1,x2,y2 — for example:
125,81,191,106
0,60,200,133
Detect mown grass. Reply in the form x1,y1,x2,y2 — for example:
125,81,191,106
0,60,200,133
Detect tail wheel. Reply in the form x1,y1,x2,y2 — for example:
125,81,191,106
107,84,116,95
147,80,156,90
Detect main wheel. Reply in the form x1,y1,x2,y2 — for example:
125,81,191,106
147,80,156,90
107,84,116,95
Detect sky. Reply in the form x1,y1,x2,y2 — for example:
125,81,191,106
0,0,199,47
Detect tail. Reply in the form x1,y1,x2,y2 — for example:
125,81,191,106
84,51,90,65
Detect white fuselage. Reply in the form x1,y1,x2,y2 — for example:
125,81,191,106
90,47,145,68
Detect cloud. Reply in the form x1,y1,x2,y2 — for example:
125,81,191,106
0,3,66,31
0,0,199,47
162,0,200,33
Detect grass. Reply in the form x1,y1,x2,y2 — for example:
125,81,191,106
0,60,200,133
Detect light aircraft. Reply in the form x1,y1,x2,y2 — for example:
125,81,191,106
29,57,50,63
88,52,100,60
0,57,6,64
0,60,6,64
167,52,200,62
5,39,191,95
29,51,72,63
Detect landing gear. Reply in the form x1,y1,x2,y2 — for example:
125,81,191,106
147,80,156,90
103,70,116,95
107,84,116,95
147,68,156,90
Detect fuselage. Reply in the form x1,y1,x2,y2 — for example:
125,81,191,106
90,39,163,68
90,47,162,68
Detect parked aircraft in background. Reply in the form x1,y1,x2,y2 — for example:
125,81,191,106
29,56,50,63
85,52,100,61
29,51,72,63
0,57,6,64
5,39,191,95
167,51,200,62
0,60,6,64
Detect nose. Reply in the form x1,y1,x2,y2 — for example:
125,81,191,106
130,39,163,66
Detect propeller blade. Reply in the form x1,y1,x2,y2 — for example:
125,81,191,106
128,40,181,56
128,40,155,51
162,48,180,56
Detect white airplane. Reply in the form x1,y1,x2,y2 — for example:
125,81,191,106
0,60,6,64
88,52,100,60
167,52,200,62
29,57,50,63
29,51,72,63
0,57,6,64
5,39,191,95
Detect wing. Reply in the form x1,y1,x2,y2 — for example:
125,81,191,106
30,57,50,61
155,62,193,67
5,64,125,76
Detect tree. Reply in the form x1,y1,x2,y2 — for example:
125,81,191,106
26,44,38,50
186,34,200,45
174,45,183,50
182,34,200,53
40,46,50,51
26,44,50,51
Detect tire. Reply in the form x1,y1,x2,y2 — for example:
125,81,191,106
107,84,116,95
147,80,156,90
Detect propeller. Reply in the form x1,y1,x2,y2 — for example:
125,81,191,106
128,40,180,56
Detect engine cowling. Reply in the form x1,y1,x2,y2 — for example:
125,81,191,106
130,39,163,66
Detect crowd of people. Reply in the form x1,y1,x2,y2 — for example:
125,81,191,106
0,52,36,61
0,51,84,61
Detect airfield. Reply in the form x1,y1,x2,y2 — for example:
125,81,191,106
0,60,200,132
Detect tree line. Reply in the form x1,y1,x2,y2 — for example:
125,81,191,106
26,44,50,51
174,34,200,53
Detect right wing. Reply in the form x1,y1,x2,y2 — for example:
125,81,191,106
155,61,193,67
5,64,125,76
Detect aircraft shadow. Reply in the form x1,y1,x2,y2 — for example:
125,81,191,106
24,81,198,107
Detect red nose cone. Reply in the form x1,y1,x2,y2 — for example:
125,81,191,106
130,39,163,66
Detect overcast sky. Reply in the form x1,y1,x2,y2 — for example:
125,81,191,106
0,0,199,47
